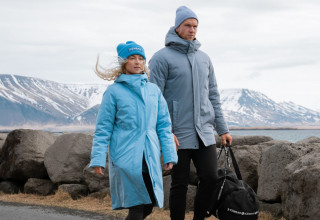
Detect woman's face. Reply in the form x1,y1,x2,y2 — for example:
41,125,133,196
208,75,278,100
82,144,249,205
124,55,145,75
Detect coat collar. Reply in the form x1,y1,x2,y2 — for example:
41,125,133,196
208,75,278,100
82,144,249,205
115,73,148,85
165,26,201,54
115,73,148,101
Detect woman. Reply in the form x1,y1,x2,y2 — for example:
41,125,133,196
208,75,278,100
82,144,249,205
89,41,178,220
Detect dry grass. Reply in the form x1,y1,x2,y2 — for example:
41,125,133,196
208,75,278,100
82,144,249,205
0,190,283,220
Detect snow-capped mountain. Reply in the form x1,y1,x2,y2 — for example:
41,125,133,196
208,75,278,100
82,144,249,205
220,89,320,127
1,74,319,127
0,74,107,126
66,83,110,108
71,88,320,127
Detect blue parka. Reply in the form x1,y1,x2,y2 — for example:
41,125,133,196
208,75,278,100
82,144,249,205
89,73,178,210
149,27,229,149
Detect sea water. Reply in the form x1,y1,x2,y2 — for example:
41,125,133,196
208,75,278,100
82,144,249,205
229,129,320,143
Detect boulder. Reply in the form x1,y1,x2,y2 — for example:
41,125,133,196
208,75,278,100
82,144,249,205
0,129,57,181
282,147,320,220
189,140,283,190
259,201,283,218
0,133,7,140
88,187,110,199
216,140,286,192
0,180,22,194
295,136,320,144
44,133,93,184
24,178,57,196
163,175,171,209
215,135,273,147
83,164,109,193
58,184,88,200
0,133,7,153
163,175,197,211
218,144,261,192
257,142,315,202
256,139,291,148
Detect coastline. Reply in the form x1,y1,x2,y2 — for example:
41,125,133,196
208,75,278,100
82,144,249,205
1,125,320,134
229,126,320,130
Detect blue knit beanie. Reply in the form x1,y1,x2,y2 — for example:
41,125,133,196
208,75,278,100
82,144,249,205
116,41,146,61
175,6,198,29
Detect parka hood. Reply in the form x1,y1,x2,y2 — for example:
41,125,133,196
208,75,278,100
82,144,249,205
165,26,201,54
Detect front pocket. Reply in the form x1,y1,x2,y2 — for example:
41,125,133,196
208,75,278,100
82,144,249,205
200,100,215,125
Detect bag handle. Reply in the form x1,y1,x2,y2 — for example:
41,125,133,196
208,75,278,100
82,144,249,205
217,141,243,180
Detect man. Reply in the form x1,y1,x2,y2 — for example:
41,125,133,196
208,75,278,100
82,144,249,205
149,6,232,220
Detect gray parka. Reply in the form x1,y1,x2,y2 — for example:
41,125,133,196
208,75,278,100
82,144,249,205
149,27,229,149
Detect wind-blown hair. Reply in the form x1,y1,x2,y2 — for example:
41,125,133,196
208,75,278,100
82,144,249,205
95,56,150,81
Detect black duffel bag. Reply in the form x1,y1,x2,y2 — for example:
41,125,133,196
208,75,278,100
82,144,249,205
206,143,259,220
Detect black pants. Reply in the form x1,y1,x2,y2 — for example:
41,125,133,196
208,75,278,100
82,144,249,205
125,172,156,220
169,140,218,220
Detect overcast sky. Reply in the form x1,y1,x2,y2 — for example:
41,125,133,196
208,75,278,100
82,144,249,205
1,0,320,111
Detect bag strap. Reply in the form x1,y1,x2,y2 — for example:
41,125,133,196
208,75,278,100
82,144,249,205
217,142,243,180
228,145,243,180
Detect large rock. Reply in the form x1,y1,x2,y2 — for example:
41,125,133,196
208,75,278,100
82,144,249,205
177,136,274,188
88,187,110,199
44,133,93,184
259,201,283,218
24,178,57,196
58,184,88,200
0,133,7,154
257,142,315,202
216,140,286,192
83,164,109,193
282,147,320,220
0,180,22,194
0,129,57,181
189,138,277,187
220,144,261,192
255,139,291,148
215,135,273,147
0,133,7,140
163,175,171,209
295,136,320,144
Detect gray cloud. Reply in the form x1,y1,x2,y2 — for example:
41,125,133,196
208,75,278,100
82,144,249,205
0,0,320,110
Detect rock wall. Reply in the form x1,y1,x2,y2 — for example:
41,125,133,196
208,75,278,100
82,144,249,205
1,129,320,220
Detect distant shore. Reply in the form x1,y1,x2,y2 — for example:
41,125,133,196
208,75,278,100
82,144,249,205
229,126,320,130
1,125,320,134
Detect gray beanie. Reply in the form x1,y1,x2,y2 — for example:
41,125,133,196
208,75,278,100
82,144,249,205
175,6,198,29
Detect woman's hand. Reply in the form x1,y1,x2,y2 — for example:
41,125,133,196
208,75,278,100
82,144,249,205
94,167,104,176
165,162,174,170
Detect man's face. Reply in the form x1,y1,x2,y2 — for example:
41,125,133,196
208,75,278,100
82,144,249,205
175,18,198,41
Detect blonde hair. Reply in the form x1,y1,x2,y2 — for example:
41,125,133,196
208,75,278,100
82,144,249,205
95,56,150,81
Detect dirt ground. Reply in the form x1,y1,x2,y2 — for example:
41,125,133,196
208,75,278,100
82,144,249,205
0,190,282,220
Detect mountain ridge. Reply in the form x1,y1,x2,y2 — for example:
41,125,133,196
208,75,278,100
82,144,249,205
1,74,319,128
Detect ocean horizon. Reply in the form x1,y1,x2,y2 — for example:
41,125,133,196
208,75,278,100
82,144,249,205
229,129,320,143
1,127,319,143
